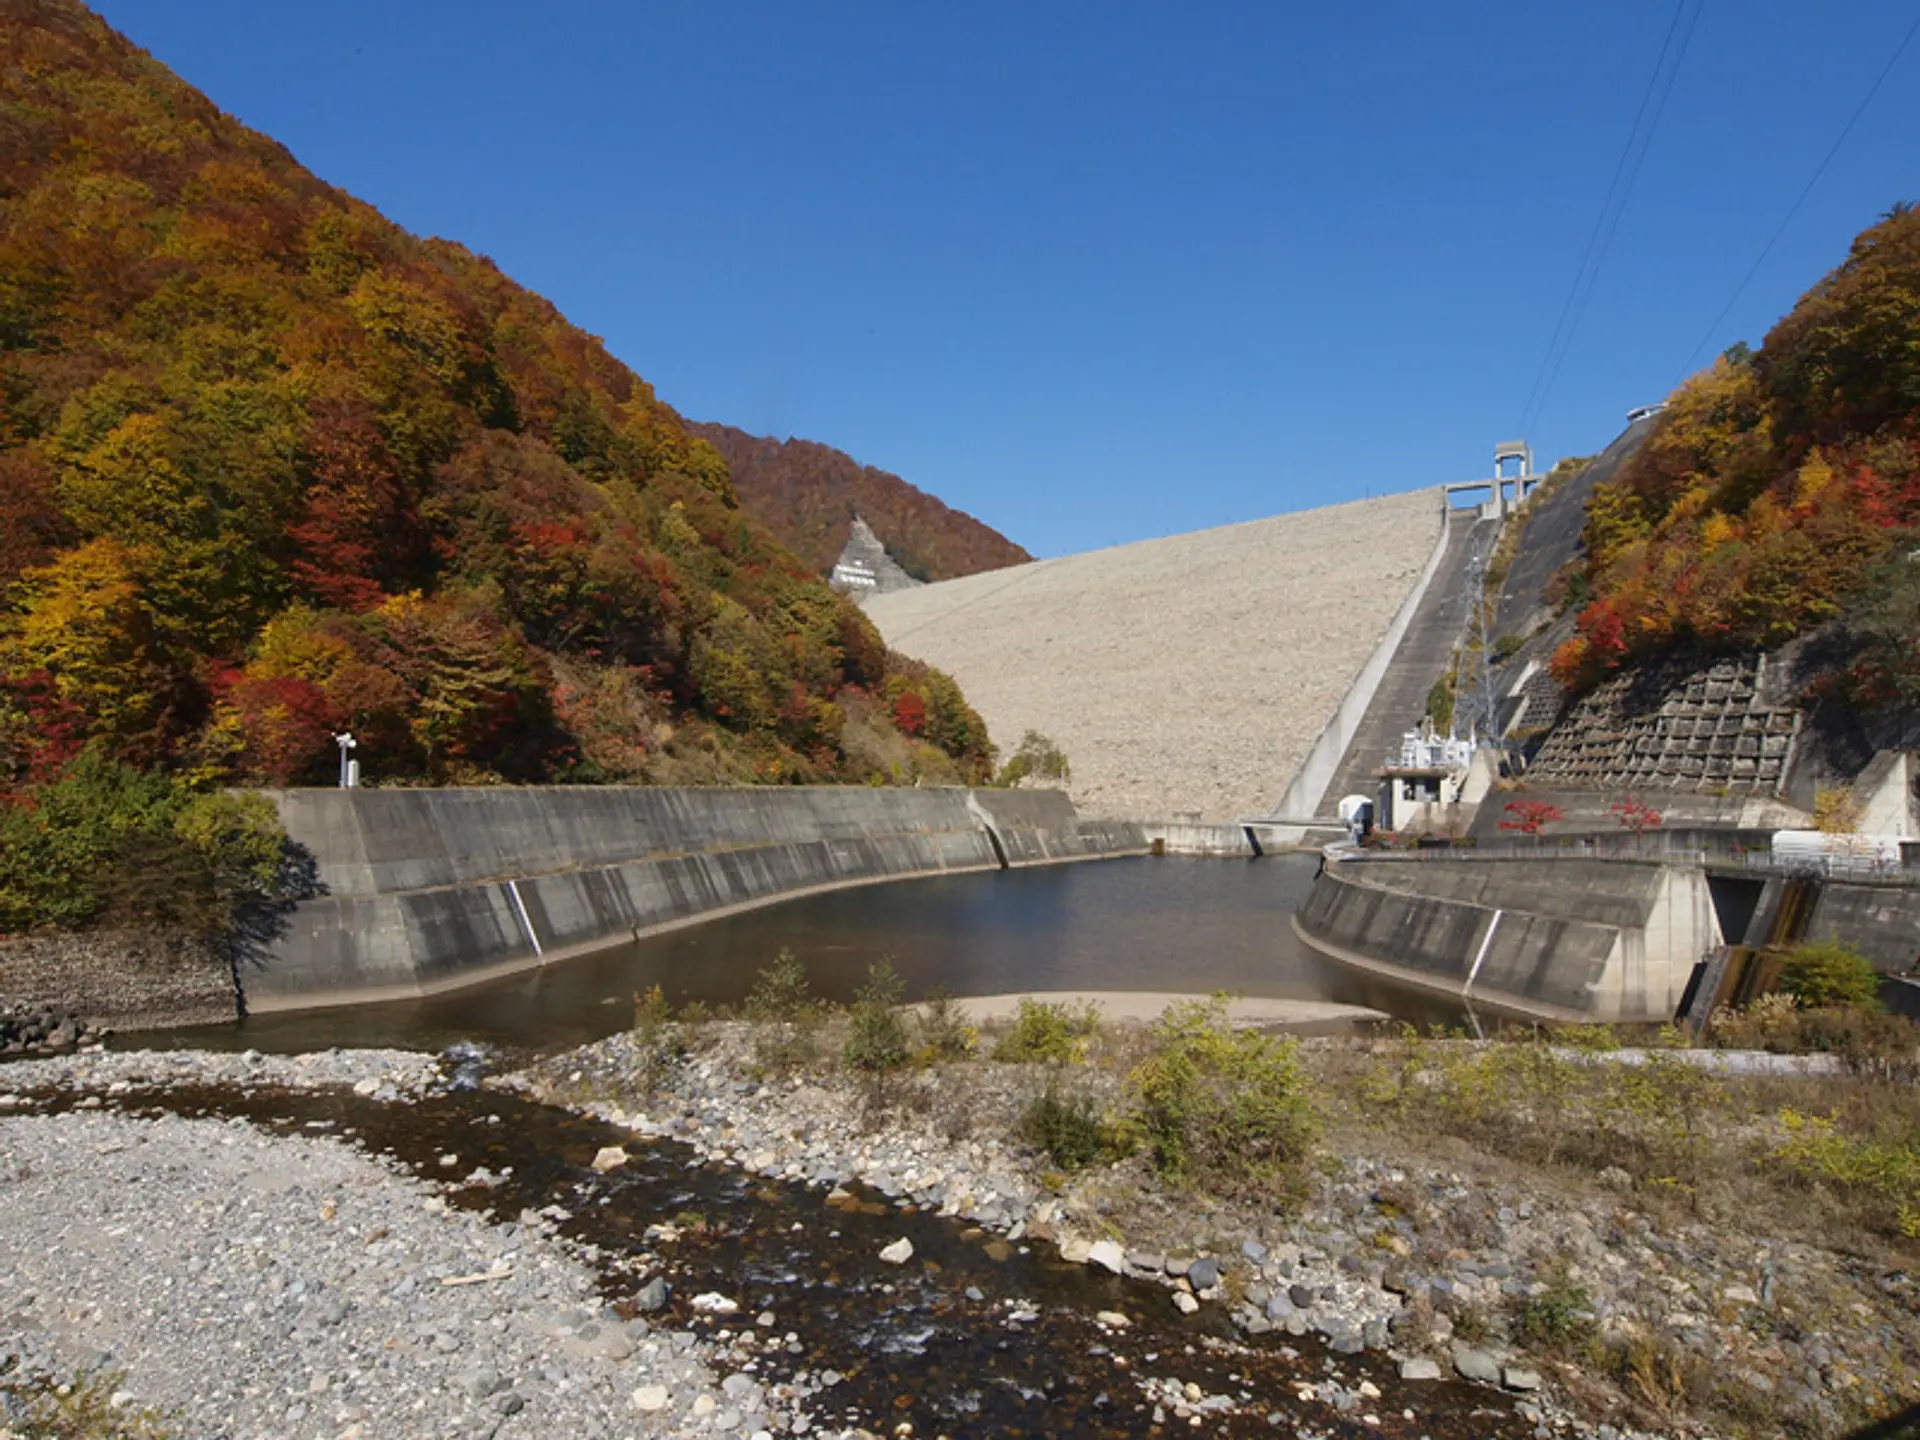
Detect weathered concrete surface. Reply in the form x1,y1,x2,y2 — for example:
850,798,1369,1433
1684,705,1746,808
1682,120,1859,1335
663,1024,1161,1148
1804,883,1920,973
255,786,1145,1013
1295,855,1720,1022
863,490,1445,821
1139,820,1262,857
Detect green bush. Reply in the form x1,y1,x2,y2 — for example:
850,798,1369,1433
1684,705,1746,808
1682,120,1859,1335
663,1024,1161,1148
744,947,816,1022
1511,1267,1597,1353
993,730,1071,788
1778,941,1882,1010
1125,996,1318,1193
0,751,289,935
1018,1082,1111,1171
843,959,910,1072
992,997,1098,1064
913,986,978,1063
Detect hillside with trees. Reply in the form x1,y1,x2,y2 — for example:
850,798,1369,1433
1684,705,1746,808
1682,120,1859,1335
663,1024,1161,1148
690,423,1032,582
1552,205,1920,721
0,1,995,929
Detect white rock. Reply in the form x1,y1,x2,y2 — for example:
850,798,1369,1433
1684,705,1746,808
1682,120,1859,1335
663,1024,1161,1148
691,1292,739,1314
1723,1284,1759,1306
879,1237,914,1265
591,1146,628,1172
1399,1357,1443,1381
1060,1236,1093,1264
1087,1239,1125,1274
1172,1290,1199,1314
692,1395,715,1417
1096,1310,1130,1329
632,1385,669,1412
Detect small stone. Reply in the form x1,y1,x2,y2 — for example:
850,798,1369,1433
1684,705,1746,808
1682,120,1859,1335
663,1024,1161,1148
1241,1239,1268,1263
879,1237,914,1265
1288,1282,1315,1309
692,1394,716,1418
591,1146,628,1172
1454,1346,1501,1384
635,1276,668,1312
1096,1310,1131,1329
456,1368,504,1400
691,1292,739,1314
1172,1291,1200,1315
1187,1256,1220,1290
1723,1284,1760,1306
1399,1357,1442,1381
1087,1240,1126,1274
632,1385,669,1412
1061,1237,1094,1264
1502,1366,1542,1392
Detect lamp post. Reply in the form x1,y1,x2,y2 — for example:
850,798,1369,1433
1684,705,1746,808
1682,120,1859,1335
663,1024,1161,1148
334,731,357,789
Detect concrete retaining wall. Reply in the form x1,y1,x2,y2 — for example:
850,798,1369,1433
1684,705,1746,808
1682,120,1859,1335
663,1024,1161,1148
1139,821,1261,858
1805,883,1920,972
1294,855,1718,1022
252,786,1146,1012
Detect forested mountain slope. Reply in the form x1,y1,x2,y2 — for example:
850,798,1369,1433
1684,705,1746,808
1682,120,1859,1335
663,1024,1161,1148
0,0,991,814
1553,206,1920,720
690,422,1031,581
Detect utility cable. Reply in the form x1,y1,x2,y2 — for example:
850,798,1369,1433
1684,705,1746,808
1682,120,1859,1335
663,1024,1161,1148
1527,0,1703,436
1516,0,1699,439
1674,7,1920,383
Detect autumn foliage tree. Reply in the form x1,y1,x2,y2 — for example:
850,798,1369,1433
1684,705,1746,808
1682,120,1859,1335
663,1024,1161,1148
0,2,995,819
1553,207,1920,701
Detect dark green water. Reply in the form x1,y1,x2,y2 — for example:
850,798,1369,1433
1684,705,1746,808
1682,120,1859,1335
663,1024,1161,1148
140,854,1404,1055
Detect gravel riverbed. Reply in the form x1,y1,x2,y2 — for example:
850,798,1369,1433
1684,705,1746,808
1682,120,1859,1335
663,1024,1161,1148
513,1023,1920,1440
0,1049,842,1440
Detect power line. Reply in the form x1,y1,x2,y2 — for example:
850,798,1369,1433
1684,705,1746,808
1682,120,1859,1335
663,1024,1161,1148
1527,0,1703,436
1674,8,1920,383
1517,0,1701,439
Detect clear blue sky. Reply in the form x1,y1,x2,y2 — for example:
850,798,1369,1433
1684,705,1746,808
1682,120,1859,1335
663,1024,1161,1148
91,1,1920,558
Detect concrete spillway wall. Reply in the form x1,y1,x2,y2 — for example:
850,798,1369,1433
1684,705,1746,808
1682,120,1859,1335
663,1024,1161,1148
1294,855,1720,1022
252,786,1146,1013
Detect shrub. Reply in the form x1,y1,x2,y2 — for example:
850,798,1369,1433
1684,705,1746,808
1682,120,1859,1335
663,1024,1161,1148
1125,996,1318,1193
1511,1267,1597,1354
994,729,1070,788
992,997,1099,1064
1778,941,1882,1010
843,959,910,1072
913,986,978,1063
1017,1081,1110,1171
744,947,816,1022
627,985,683,1092
1771,1108,1920,1238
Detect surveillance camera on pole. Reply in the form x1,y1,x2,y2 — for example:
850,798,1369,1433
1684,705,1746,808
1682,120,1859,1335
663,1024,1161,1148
334,731,358,789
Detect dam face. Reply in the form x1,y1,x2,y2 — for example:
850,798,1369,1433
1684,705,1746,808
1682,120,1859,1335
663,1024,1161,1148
861,489,1445,820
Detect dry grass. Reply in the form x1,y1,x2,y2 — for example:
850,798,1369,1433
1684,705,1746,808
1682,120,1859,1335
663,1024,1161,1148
1307,1023,1920,1258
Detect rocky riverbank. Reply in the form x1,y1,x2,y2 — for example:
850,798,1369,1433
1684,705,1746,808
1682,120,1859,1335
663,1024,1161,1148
0,1049,851,1440
510,1016,1920,1440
